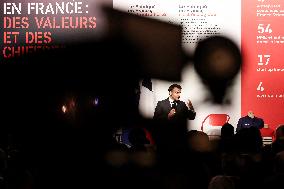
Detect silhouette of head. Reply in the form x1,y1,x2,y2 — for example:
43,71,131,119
221,123,234,138
276,125,284,140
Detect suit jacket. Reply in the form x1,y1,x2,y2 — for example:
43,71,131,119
152,98,196,151
153,98,196,123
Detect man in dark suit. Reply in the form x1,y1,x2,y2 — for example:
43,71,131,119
152,84,196,159
153,84,196,123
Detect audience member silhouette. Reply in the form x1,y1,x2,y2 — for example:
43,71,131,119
271,124,284,155
219,123,236,153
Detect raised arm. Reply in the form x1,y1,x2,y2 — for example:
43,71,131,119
186,99,196,120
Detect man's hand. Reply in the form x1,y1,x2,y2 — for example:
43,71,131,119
168,109,176,119
187,99,194,110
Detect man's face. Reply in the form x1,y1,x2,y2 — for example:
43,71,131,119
170,87,181,101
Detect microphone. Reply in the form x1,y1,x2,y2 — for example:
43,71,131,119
172,101,177,111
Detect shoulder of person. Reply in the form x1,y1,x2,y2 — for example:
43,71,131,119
238,116,246,121
177,100,186,105
179,100,190,109
256,117,264,121
156,98,168,105
161,98,169,103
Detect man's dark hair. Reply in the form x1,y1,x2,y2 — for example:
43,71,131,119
168,84,182,92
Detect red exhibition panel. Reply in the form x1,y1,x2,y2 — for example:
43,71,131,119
242,0,284,130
